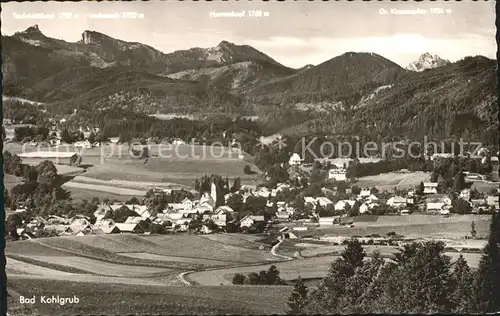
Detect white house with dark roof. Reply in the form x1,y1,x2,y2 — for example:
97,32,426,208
334,200,356,211
387,196,407,208
240,215,265,228
359,188,371,198
423,183,438,194
289,153,302,165
487,196,499,209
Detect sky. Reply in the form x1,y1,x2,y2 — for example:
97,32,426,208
1,1,496,69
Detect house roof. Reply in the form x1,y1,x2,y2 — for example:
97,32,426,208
251,215,265,221
46,224,70,232
115,223,142,232
318,216,339,221
215,206,234,214
124,216,144,224
427,202,445,210
94,219,115,227
392,196,407,203
424,182,438,187
316,197,333,204
304,197,316,203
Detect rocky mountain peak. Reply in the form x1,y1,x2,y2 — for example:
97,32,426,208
406,53,450,72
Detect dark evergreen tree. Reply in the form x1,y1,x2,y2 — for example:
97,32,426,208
474,212,500,313
286,276,309,314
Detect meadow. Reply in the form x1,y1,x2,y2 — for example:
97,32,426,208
4,142,262,196
8,279,291,315
188,249,483,286
355,171,430,191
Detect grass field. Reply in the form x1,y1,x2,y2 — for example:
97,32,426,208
8,279,291,315
471,180,500,193
188,249,483,286
6,234,278,282
4,173,24,191
4,143,262,188
64,186,134,203
62,181,146,196
355,171,430,191
314,214,491,239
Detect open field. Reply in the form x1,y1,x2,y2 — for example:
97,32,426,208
313,214,491,239
8,279,290,315
83,157,260,187
62,181,146,196
7,234,277,275
4,143,262,187
17,255,171,277
188,250,483,286
118,252,231,266
200,233,268,250
277,214,492,239
471,180,500,193
21,158,86,176
71,175,189,190
315,220,491,239
64,186,134,203
355,171,430,191
142,235,277,263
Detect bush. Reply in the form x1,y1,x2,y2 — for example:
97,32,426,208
387,231,397,237
232,273,246,285
243,165,253,174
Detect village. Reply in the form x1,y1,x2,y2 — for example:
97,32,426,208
10,150,500,241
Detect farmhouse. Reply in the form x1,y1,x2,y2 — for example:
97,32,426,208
74,140,92,148
316,197,333,207
328,168,347,181
289,153,302,165
276,211,290,220
487,196,499,209
359,203,371,214
427,202,445,212
423,183,438,194
304,197,316,205
387,196,407,208
318,216,339,226
366,194,379,202
335,200,356,211
175,218,192,231
359,188,371,198
240,215,265,228
214,206,234,215
440,209,451,216
181,198,193,210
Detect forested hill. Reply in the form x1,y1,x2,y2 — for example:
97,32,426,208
2,25,498,145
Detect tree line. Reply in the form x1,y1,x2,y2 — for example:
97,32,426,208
285,212,500,314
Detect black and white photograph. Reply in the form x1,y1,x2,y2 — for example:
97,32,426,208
1,1,499,315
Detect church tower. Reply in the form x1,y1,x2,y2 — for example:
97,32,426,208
211,181,217,203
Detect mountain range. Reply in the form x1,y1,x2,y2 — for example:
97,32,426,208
2,25,498,144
